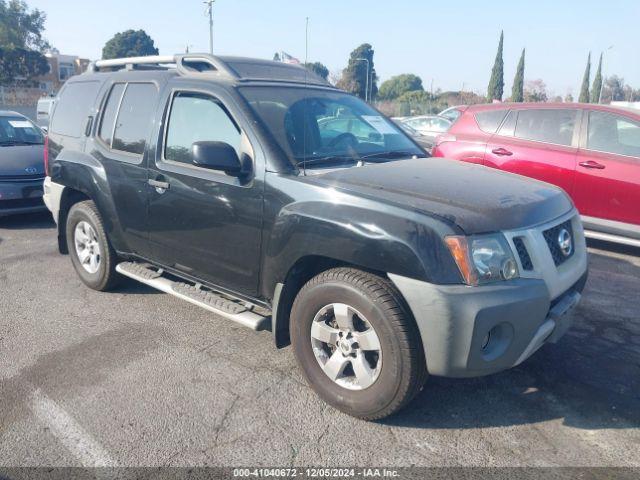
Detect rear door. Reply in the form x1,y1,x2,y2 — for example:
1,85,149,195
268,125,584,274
91,81,160,256
574,109,640,228
484,108,580,196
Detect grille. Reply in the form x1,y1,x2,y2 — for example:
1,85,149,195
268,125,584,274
513,236,533,270
543,220,574,266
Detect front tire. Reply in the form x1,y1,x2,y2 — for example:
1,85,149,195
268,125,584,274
66,200,120,291
291,268,427,420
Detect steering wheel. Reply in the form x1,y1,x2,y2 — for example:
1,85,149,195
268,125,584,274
328,132,358,148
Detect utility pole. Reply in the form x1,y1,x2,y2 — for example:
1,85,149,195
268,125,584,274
599,45,614,104
204,0,215,54
356,58,370,102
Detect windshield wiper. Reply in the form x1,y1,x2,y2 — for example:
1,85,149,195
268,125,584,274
295,155,358,168
358,151,426,161
0,140,42,146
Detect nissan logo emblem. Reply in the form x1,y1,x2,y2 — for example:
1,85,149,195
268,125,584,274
557,228,573,257
24,167,38,174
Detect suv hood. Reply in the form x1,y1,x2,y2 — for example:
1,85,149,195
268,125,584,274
305,157,573,234
0,144,45,177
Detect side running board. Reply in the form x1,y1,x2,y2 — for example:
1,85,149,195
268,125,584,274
116,262,270,331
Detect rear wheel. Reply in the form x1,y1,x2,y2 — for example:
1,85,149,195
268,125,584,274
66,200,120,291
291,268,427,420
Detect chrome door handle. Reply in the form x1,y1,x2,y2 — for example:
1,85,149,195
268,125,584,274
148,178,170,192
579,160,605,170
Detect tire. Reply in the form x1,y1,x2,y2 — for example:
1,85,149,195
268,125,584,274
290,267,427,420
66,200,120,291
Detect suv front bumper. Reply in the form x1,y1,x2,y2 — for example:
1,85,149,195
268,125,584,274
389,272,587,377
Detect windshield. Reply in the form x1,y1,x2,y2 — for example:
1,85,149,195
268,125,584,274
0,115,44,146
240,86,425,167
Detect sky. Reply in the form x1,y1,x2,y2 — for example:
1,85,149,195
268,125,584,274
29,0,640,96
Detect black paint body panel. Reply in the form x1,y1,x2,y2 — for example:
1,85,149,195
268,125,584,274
47,70,573,305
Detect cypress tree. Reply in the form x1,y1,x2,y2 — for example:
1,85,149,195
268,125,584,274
578,53,591,103
487,31,504,102
590,53,603,103
511,48,525,102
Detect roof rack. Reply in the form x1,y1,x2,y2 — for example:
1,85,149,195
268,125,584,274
86,53,239,80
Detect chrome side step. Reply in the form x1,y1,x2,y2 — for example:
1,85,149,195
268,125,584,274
116,262,270,331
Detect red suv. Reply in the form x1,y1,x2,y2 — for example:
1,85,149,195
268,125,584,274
432,103,640,247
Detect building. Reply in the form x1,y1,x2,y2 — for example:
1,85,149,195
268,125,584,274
36,49,90,94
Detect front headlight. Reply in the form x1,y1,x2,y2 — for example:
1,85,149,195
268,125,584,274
445,233,519,286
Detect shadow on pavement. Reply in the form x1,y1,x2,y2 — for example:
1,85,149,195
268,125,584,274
111,276,163,295
385,248,640,431
587,238,640,257
0,211,55,230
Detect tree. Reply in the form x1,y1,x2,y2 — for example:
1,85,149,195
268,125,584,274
601,75,625,103
487,31,504,102
0,0,49,51
564,92,574,103
590,53,603,103
303,61,329,80
336,43,377,101
578,53,591,103
0,1,50,85
511,48,525,102
273,52,281,62
102,29,159,60
524,79,548,102
396,90,433,115
378,74,423,100
0,46,48,84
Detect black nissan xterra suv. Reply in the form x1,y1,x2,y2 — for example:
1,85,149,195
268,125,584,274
43,54,588,420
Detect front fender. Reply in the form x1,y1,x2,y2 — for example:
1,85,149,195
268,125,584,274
260,197,463,298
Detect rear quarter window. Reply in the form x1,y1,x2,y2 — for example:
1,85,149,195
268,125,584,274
474,110,508,133
50,81,100,137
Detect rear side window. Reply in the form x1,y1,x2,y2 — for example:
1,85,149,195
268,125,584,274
50,81,100,137
164,92,241,165
98,83,126,147
514,109,578,146
111,83,158,155
587,111,640,158
475,110,508,133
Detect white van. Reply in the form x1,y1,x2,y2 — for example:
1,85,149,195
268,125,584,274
36,97,56,129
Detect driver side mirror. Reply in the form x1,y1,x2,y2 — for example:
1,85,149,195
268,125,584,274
191,141,249,177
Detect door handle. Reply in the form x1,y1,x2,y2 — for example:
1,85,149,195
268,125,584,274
491,147,513,156
148,178,170,192
579,160,605,170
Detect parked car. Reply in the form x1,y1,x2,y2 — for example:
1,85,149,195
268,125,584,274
391,119,434,151
438,105,466,123
0,111,47,217
43,54,587,420
432,103,640,247
36,96,56,129
400,115,452,144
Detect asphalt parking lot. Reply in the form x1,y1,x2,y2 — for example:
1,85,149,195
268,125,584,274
1,212,639,468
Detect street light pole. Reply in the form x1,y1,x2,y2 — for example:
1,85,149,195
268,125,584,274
204,0,215,54
356,58,370,102
599,45,614,104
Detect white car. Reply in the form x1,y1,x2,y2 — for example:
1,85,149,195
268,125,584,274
401,115,452,141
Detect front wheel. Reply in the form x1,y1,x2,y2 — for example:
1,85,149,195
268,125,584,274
66,200,120,291
290,268,427,420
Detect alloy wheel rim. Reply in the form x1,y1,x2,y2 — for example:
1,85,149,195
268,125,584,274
74,221,101,274
310,303,382,391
